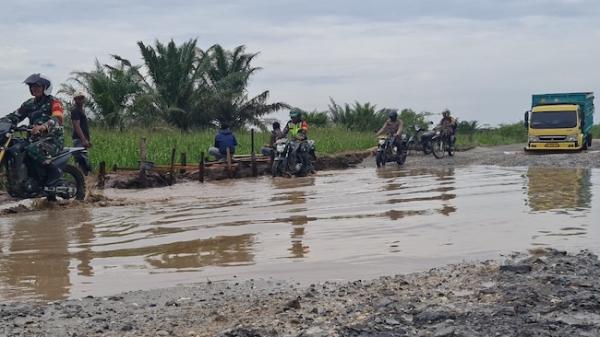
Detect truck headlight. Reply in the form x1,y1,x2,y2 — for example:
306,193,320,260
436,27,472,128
565,135,578,142
528,136,539,142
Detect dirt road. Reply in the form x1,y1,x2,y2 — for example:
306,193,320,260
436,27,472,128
360,143,600,169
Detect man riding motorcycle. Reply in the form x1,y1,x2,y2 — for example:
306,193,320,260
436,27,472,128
282,109,313,173
0,73,65,186
437,109,457,153
376,110,403,145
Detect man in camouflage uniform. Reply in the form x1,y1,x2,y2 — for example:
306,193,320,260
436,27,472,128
0,74,64,184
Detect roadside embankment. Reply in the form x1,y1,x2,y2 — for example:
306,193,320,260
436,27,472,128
1,249,599,336
361,143,600,169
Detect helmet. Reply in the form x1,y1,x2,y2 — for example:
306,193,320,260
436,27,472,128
289,109,301,119
388,110,398,120
23,73,52,96
74,91,86,99
442,109,451,117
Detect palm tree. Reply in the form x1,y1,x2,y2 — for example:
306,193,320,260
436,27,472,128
328,98,386,131
205,44,260,92
60,58,144,129
203,44,288,128
137,39,207,130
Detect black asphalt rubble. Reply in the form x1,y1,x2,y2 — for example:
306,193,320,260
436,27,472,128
1,249,600,337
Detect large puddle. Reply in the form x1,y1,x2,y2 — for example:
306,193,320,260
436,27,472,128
0,166,598,301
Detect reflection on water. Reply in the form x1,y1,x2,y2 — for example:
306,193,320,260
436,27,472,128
0,209,92,301
526,167,592,212
272,176,316,259
0,166,598,301
377,167,457,217
144,235,255,269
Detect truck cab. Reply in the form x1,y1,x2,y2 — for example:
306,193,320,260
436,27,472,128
524,92,594,151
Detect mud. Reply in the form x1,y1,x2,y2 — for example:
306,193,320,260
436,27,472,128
1,249,599,337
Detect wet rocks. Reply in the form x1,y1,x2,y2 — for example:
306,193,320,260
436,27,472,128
499,264,532,274
2,249,600,336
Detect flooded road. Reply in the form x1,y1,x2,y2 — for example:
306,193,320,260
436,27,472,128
0,165,598,301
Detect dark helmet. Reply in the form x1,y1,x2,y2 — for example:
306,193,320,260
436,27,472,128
289,108,302,122
219,121,230,129
272,121,281,130
442,109,451,117
24,73,52,95
388,110,398,120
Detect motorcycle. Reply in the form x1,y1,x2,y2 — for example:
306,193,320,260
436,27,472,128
0,122,86,201
272,138,316,177
375,133,408,168
431,127,455,159
407,124,435,155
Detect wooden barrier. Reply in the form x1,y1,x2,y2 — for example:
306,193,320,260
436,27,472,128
98,161,106,188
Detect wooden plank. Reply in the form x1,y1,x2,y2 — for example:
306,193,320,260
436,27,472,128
199,152,205,183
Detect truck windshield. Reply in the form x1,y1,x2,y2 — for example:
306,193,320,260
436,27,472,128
530,111,577,129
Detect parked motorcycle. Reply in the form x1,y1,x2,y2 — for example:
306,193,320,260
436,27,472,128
375,133,408,167
408,124,434,155
272,138,316,177
431,128,455,159
0,122,86,200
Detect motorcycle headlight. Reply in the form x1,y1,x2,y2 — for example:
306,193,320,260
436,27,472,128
378,139,386,145
565,135,578,142
528,136,539,142
276,144,286,152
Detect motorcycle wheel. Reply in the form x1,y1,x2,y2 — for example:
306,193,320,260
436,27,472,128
423,144,432,155
447,136,455,156
272,159,280,177
432,138,446,159
48,164,86,201
0,169,6,193
396,147,408,165
376,151,385,168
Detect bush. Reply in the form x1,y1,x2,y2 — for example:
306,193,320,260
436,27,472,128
328,98,386,132
304,111,330,127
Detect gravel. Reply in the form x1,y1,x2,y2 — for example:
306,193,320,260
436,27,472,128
1,249,600,336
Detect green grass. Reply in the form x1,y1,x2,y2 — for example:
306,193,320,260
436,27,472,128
592,125,600,139
456,123,527,147
66,126,377,168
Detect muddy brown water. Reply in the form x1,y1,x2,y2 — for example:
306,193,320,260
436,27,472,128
0,165,598,302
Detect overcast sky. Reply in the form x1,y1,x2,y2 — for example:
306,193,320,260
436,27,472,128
1,0,600,125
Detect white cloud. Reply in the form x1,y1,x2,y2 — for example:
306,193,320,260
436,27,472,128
1,1,600,124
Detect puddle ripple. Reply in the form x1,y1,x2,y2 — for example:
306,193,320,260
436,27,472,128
0,166,598,301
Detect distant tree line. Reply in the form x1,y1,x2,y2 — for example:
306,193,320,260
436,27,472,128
59,39,287,131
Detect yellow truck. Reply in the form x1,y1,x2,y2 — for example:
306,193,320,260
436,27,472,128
524,92,594,151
